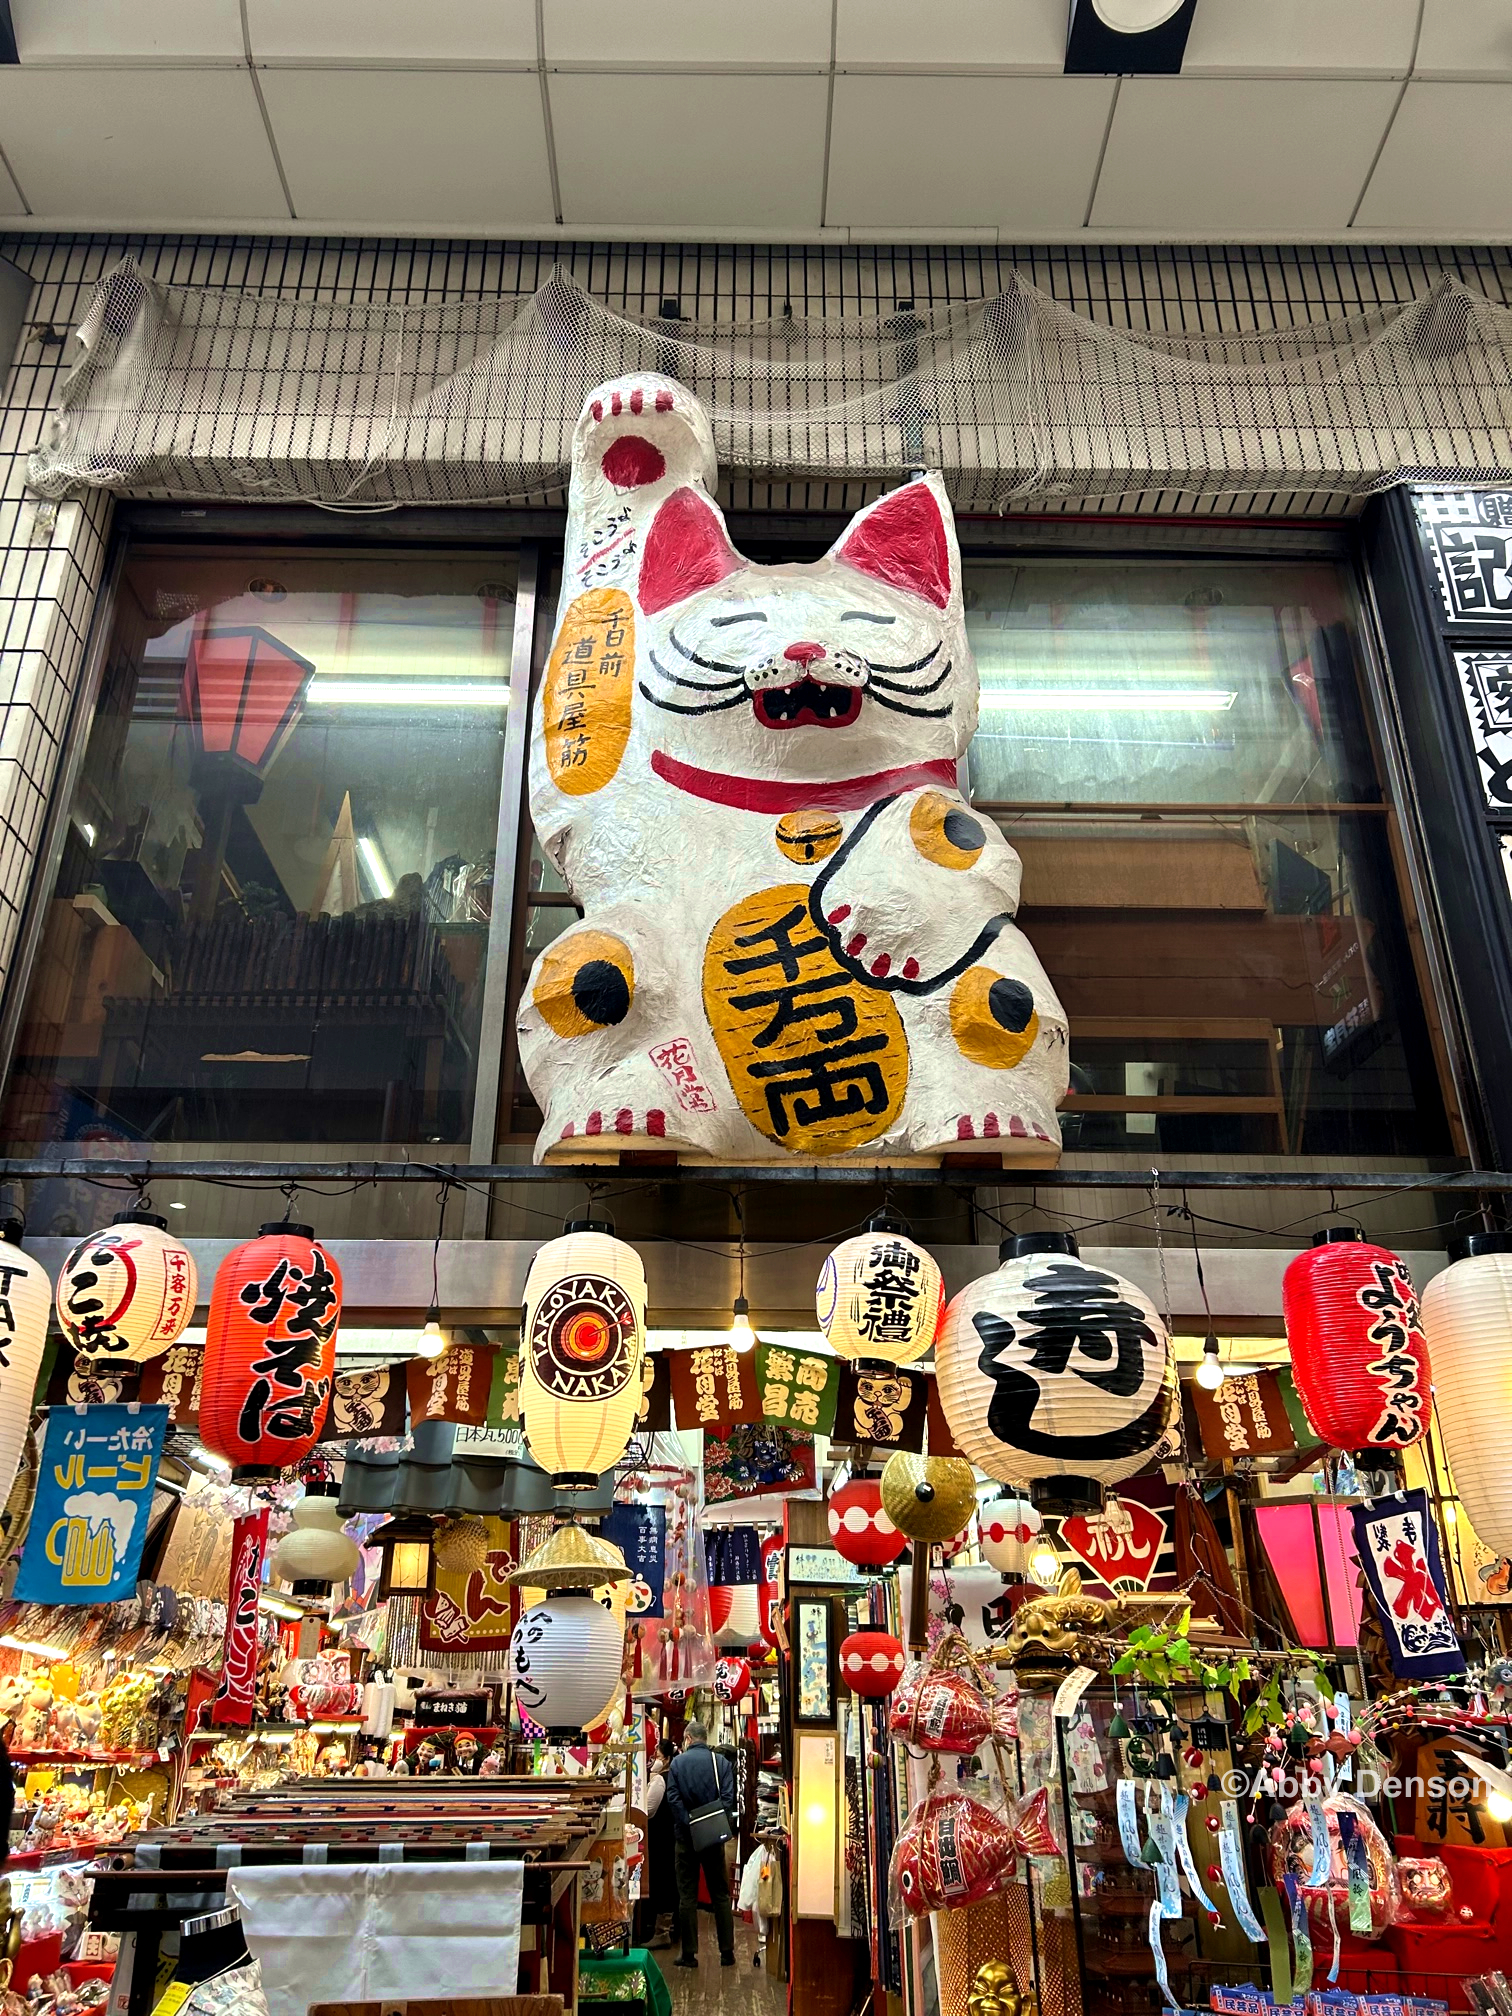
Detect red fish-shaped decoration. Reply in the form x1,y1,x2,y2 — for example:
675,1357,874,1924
890,1788,1018,1915
890,1661,1020,1753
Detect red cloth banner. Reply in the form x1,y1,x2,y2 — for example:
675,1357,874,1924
211,1505,270,1725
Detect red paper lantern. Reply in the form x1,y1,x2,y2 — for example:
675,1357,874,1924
759,1533,782,1645
1282,1228,1430,1451
827,1478,906,1568
201,1222,342,1475
839,1629,905,1697
714,1656,751,1705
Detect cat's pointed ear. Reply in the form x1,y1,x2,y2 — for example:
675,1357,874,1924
834,477,957,610
638,488,743,615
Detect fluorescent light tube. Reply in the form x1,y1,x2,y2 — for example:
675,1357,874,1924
979,688,1237,713
306,681,509,706
358,836,394,900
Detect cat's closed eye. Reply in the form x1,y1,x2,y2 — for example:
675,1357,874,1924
709,610,764,628
841,611,897,624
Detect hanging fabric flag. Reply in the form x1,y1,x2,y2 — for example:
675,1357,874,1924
419,1515,516,1654
318,1363,408,1443
17,1402,168,1603
137,1343,204,1428
602,1503,667,1617
45,1351,139,1408
211,1504,271,1725
832,1363,928,1452
637,1350,672,1432
407,1343,495,1427
669,1344,759,1434
1350,1489,1466,1679
754,1342,839,1435
706,1525,762,1585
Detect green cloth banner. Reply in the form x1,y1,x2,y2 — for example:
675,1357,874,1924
754,1341,839,1436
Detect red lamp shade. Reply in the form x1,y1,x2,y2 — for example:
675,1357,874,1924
201,1223,342,1475
839,1629,905,1697
759,1533,782,1645
1282,1229,1430,1451
714,1656,751,1705
182,617,313,781
827,1478,906,1568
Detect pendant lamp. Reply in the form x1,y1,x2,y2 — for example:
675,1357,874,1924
827,1476,907,1567
272,1481,361,1591
816,1213,944,1367
55,1210,197,1362
1421,1232,1512,1553
0,1218,50,1506
200,1222,341,1477
1282,1228,1430,1450
979,1495,1043,1574
518,1216,646,1489
935,1233,1175,1489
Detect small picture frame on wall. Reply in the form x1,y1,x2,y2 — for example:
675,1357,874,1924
793,1595,835,1725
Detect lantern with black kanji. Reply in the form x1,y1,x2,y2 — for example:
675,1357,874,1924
519,1217,646,1490
0,1218,50,1505
935,1233,1176,1488
816,1214,944,1368
839,1629,905,1698
200,1222,341,1476
826,1476,906,1568
979,1495,1043,1574
55,1210,197,1362
1421,1232,1512,1554
1283,1228,1430,1452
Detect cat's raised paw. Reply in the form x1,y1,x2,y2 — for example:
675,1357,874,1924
954,1113,1056,1143
574,373,716,498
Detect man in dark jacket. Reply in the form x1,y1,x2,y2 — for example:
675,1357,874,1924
663,1721,736,1969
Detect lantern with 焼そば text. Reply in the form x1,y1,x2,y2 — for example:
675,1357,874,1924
200,1223,341,1476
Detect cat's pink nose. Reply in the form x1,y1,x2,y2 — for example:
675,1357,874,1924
784,642,827,667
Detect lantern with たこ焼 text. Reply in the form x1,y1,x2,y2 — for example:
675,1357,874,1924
1282,1227,1430,1451
816,1214,944,1367
519,1218,646,1488
0,1218,50,1506
55,1210,197,1362
200,1223,341,1477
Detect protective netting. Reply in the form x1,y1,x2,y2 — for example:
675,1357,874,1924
25,258,1512,515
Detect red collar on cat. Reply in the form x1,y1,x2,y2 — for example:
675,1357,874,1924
651,749,958,813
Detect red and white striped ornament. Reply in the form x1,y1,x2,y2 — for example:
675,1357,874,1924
839,1629,905,1698
827,1477,906,1568
979,1496,1043,1574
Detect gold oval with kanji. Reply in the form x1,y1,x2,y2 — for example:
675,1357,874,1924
703,883,907,1156
543,588,635,796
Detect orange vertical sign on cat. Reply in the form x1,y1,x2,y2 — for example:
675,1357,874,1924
544,588,635,795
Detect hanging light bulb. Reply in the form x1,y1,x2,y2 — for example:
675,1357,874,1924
1027,1537,1062,1587
417,1305,446,1359
1195,1333,1225,1391
414,1179,451,1359
1490,1790,1512,1825
729,1295,755,1352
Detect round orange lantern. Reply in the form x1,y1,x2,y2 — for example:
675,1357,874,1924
201,1223,341,1476
1282,1228,1430,1451
55,1210,197,1362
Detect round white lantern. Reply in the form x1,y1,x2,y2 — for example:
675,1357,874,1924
519,1219,646,1489
510,1594,625,1735
979,1495,1043,1573
816,1215,944,1366
55,1210,197,1362
273,1485,361,1587
1420,1232,1512,1554
711,1583,762,1648
936,1233,1176,1487
0,1219,50,1505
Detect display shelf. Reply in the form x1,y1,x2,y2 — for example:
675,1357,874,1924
9,1749,161,1768
7,1839,122,1870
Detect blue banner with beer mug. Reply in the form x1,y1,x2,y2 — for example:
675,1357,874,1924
17,1403,169,1603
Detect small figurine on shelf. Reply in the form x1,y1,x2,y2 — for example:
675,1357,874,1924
17,1682,52,1750
453,1733,481,1775
479,1736,509,1777
411,1738,439,1775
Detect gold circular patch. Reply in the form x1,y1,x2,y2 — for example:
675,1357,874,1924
543,588,635,797
533,930,635,1038
774,809,843,864
950,965,1039,1069
703,884,907,1156
909,790,986,870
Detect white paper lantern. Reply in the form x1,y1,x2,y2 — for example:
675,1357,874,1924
273,1487,361,1587
1420,1233,1512,1554
510,1595,625,1734
0,1220,50,1506
519,1221,646,1488
55,1210,197,1362
937,1233,1176,1487
712,1583,762,1647
979,1495,1043,1573
815,1217,944,1366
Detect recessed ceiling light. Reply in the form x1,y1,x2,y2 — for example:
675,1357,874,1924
1092,0,1184,28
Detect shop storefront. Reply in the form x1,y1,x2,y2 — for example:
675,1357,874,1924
0,234,1508,2016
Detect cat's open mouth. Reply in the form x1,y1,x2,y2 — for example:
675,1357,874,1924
753,678,863,730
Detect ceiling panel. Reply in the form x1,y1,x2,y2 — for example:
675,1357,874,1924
834,0,1065,71
827,75,1114,231
1354,82,1512,233
551,73,828,228
1414,0,1512,80
247,0,535,63
1182,0,1419,76
1091,78,1397,234
11,0,244,62
545,0,831,67
0,68,286,219
261,69,553,224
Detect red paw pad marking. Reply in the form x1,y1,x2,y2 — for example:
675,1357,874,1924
902,957,920,980
983,1114,1001,1137
647,1109,666,1137
957,1117,975,1140
1032,1124,1051,1141
561,1122,576,1137
630,388,644,414
846,934,867,956
615,1108,634,1133
602,434,666,489
870,953,891,977
590,401,603,421
1008,1115,1027,1137
586,1111,603,1135
611,392,623,416
655,389,674,411
828,904,851,924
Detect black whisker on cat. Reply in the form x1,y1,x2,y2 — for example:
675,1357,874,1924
668,627,749,675
866,689,953,719
870,659,952,698
862,641,943,677
647,649,744,693
637,680,750,717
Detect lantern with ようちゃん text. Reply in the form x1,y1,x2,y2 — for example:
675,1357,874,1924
200,1223,341,1476
518,1219,646,1489
1282,1228,1430,1451
816,1215,944,1367
55,1210,197,1362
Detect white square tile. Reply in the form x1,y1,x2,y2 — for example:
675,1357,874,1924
835,0,1067,71
1090,78,1398,233
546,0,831,67
827,75,1114,231
1355,81,1512,231
1182,0,1419,76
11,0,244,62
259,69,554,225
551,73,829,228
247,0,536,63
0,68,286,220
1415,0,1512,79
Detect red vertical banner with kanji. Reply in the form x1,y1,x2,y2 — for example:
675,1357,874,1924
211,1505,270,1725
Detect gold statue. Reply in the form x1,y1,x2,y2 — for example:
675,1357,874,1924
1001,1568,1111,1659
967,1959,1038,2016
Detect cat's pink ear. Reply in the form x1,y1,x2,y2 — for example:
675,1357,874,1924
836,481,954,609
638,488,743,615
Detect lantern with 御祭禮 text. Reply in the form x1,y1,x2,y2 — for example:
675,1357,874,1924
519,1218,646,1489
1282,1228,1430,1452
200,1222,341,1477
0,1217,50,1506
55,1210,197,1363
816,1215,944,1368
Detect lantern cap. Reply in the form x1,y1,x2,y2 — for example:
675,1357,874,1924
259,1220,315,1240
863,1209,910,1237
1000,1232,1079,1262
508,1521,631,1590
111,1208,169,1231
562,1214,615,1237
1310,1226,1365,1247
1449,1231,1512,1261
1030,1474,1102,1517
0,1216,24,1248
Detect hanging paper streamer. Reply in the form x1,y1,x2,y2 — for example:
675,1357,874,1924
1145,1792,1182,1920
211,1504,270,1726
1117,1778,1145,1867
1349,1490,1465,1679
1333,1691,1354,1785
1324,1886,1341,1986
1306,1795,1332,1894
1261,1885,1292,2007
1338,1808,1374,1935
1218,1800,1267,1943
1286,1874,1315,1999
1147,1899,1179,2015
1171,1791,1220,1916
